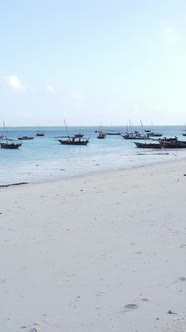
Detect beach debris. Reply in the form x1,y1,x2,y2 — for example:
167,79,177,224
0,182,28,188
168,310,177,315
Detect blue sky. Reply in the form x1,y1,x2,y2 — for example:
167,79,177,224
1,0,186,126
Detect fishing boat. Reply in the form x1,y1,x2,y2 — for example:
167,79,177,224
182,127,186,136
0,122,22,149
58,120,89,145
58,136,89,145
122,131,149,140
36,131,45,137
74,133,84,138
18,136,34,140
146,122,163,137
105,130,120,135
134,141,162,149
97,131,106,139
1,139,22,149
147,132,163,137
160,137,186,148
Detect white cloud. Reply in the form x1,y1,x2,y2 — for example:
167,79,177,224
46,84,56,94
4,75,26,91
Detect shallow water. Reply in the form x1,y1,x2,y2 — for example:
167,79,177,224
0,125,185,185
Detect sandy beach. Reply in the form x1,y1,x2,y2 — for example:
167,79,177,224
1,160,186,332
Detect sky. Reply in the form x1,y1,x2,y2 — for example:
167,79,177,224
1,0,186,126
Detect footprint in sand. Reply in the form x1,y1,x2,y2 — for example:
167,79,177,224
179,277,186,281
122,304,139,312
180,244,186,248
141,298,149,302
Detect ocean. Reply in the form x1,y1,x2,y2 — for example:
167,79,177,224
0,125,185,185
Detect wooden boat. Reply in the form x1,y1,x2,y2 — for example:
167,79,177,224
105,130,120,135
1,139,22,149
160,137,186,148
36,131,45,136
122,132,149,140
18,136,34,140
58,136,89,145
59,120,88,145
147,132,163,137
97,131,106,139
0,122,22,149
181,126,186,136
74,133,84,138
134,141,162,149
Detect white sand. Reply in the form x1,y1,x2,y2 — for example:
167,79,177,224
0,161,186,332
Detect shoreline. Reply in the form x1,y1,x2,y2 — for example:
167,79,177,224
1,153,186,188
1,160,186,331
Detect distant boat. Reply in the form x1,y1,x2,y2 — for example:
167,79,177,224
134,141,162,149
105,130,120,135
160,137,186,148
122,131,149,140
182,126,186,136
147,132,163,137
1,139,22,149
0,122,22,149
36,131,45,137
18,136,34,140
58,137,89,145
74,133,84,138
59,120,89,145
146,122,163,137
97,131,106,139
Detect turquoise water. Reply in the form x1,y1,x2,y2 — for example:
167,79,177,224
0,126,186,185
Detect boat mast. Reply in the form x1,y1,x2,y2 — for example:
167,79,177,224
3,121,8,143
64,120,70,137
140,120,146,143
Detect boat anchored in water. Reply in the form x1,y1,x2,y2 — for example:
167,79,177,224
134,141,162,149
58,120,89,145
18,136,34,140
58,136,89,145
97,131,106,139
36,131,45,137
0,122,22,149
1,139,22,149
